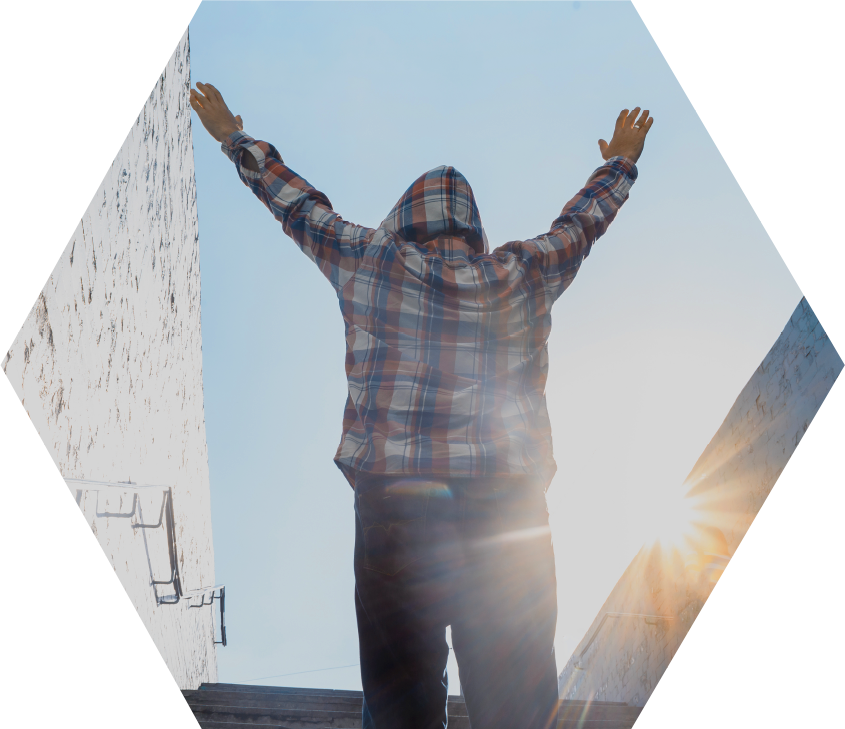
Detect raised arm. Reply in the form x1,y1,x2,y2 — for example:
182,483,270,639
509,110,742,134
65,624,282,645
189,82,375,291
508,108,653,300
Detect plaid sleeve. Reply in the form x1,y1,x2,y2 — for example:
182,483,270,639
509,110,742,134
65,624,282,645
519,156,638,300
221,131,375,291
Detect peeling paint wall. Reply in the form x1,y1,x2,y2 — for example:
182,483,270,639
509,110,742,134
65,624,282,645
2,29,217,690
557,297,842,706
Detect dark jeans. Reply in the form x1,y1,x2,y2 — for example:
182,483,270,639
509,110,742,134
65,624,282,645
353,474,559,729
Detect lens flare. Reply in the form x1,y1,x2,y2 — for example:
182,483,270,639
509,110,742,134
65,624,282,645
635,485,704,555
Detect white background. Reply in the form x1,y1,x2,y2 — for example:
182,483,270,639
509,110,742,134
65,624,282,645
0,1,841,726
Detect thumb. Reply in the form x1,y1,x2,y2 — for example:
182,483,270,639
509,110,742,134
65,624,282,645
235,114,243,130
598,139,608,157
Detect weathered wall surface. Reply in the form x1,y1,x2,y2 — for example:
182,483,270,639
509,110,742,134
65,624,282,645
557,297,842,706
557,540,710,707
2,29,218,689
685,296,842,551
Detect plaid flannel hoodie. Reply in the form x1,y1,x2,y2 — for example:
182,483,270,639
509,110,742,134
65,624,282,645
222,131,637,489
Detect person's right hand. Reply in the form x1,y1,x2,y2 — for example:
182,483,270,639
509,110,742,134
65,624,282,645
189,82,244,143
598,108,654,164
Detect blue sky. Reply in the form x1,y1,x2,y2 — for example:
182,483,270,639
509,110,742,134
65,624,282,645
189,1,801,691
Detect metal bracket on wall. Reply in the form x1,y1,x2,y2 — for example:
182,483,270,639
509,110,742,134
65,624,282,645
185,585,227,646
66,477,227,647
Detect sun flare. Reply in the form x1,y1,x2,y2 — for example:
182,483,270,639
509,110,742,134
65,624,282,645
640,486,704,554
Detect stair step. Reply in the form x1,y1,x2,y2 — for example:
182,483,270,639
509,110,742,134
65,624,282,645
186,699,467,719
557,724,641,729
188,704,638,729
184,685,641,729
185,692,365,710
185,689,467,712
199,684,366,698
194,722,634,729
196,723,361,729
189,704,364,727
199,684,627,706
558,704,642,721
191,717,464,729
189,704,472,722
185,691,634,719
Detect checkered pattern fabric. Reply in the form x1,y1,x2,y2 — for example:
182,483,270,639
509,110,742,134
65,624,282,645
222,131,637,488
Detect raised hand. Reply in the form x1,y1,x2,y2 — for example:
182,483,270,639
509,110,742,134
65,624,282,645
189,82,244,143
598,108,654,164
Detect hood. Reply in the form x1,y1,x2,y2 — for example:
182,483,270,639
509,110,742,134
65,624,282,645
380,165,489,255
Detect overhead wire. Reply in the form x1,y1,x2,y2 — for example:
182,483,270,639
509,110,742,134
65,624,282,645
236,644,457,685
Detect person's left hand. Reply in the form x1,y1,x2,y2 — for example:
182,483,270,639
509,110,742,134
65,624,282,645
189,82,244,142
598,107,654,164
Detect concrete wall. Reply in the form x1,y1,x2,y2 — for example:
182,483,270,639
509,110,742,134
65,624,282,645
2,29,218,690
557,539,710,707
685,296,842,551
557,297,842,706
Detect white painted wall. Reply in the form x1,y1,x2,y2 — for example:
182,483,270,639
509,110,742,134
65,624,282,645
2,29,217,690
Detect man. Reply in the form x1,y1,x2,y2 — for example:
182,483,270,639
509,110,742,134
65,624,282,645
190,81,652,729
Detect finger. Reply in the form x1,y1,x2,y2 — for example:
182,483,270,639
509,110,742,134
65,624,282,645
642,116,655,134
204,83,225,104
635,109,649,130
598,139,608,158
195,82,218,105
625,107,641,128
189,90,205,111
192,86,211,108
615,109,628,132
